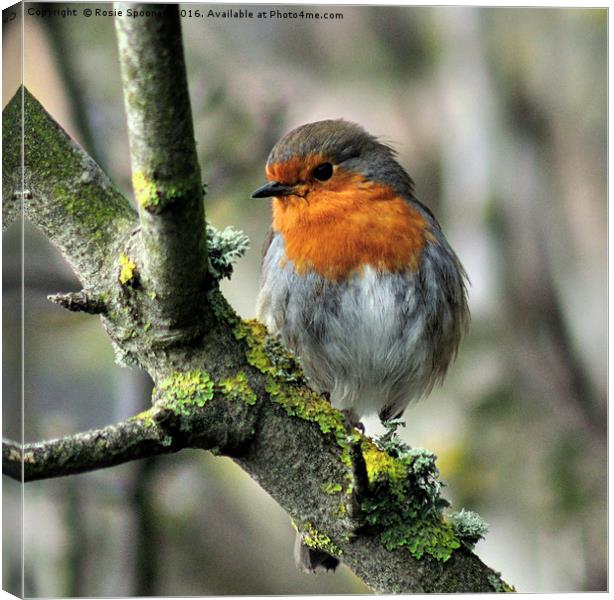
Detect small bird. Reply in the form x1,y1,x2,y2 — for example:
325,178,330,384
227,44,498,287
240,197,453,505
252,119,469,573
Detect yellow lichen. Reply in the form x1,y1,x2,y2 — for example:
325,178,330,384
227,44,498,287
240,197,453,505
233,315,357,478
301,522,342,556
219,372,257,405
157,370,214,418
233,319,273,374
132,170,201,212
321,482,343,494
118,252,137,285
132,170,159,210
213,292,357,508
128,409,157,427
361,438,408,497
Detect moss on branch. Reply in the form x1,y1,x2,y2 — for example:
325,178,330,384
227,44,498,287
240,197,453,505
2,87,136,286
2,408,176,481
206,290,512,591
115,4,208,336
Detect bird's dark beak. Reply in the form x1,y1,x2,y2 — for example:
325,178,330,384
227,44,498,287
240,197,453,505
251,181,294,199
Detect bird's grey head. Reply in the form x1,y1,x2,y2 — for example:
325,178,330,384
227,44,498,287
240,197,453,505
266,119,415,198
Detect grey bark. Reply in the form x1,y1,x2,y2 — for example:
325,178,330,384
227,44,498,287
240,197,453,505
115,3,209,340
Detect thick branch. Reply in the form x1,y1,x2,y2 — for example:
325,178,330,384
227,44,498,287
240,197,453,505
115,3,208,335
2,87,136,288
2,85,22,231
2,355,510,593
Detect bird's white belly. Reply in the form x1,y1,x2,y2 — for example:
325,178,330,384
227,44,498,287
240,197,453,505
257,240,436,420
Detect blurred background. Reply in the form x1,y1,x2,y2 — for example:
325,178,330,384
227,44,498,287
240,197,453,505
2,2,607,595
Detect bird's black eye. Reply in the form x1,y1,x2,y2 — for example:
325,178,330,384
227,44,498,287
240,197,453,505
312,162,334,181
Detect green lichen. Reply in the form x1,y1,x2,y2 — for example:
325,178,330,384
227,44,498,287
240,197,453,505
219,372,257,405
118,252,137,285
128,408,158,429
157,370,214,429
17,90,134,251
153,369,259,432
52,183,133,246
262,334,306,383
208,287,240,326
212,306,360,506
375,418,407,454
233,318,275,375
132,170,202,213
321,482,343,494
230,316,337,422
265,376,359,479
300,522,342,557
224,312,359,501
361,436,462,562
232,320,349,446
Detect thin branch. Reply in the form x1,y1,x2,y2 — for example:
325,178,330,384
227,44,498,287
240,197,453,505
48,290,107,314
2,407,175,482
115,3,208,335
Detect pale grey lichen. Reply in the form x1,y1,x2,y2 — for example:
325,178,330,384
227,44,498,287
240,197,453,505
206,223,250,281
450,509,489,548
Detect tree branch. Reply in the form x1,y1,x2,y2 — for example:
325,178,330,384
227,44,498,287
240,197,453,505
1,363,511,593
2,84,23,232
2,407,175,481
48,290,107,314
2,87,137,289
115,3,208,338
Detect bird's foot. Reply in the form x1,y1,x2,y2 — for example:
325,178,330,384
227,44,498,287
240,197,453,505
341,409,365,434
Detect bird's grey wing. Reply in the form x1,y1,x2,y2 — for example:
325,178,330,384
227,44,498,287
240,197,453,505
261,227,274,261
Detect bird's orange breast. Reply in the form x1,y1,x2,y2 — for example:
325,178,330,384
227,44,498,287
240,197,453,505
272,170,430,281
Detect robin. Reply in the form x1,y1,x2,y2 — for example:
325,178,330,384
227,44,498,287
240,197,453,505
251,119,469,573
